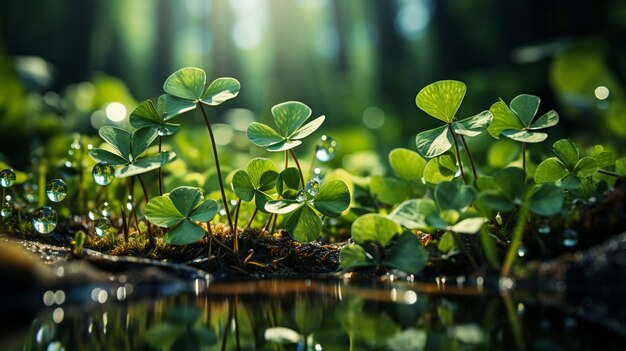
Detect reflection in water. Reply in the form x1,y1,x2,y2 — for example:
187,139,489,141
4,279,626,350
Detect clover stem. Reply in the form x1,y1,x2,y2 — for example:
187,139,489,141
262,213,273,235
233,199,241,254
501,203,529,277
460,135,479,181
158,136,163,196
284,151,289,169
289,149,306,188
271,213,278,234
38,155,47,207
521,142,527,179
245,207,258,231
198,102,234,232
77,138,87,215
120,205,129,243
598,169,620,177
449,128,467,184
136,175,153,245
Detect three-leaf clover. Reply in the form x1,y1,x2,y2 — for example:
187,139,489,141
487,94,559,143
231,158,279,212
145,186,218,245
89,126,176,178
340,213,428,274
535,139,599,189
414,80,492,158
129,99,180,136
159,67,241,118
264,179,350,242
370,148,427,204
390,181,486,234
247,101,326,152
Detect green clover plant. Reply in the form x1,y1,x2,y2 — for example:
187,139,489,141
145,186,218,245
370,148,427,204
488,94,559,176
264,179,350,242
160,67,241,232
535,139,600,189
231,158,279,216
414,80,492,183
340,213,427,274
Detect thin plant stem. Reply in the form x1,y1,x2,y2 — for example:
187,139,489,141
262,213,273,234
449,128,467,184
198,102,234,231
502,294,526,351
285,150,289,169
501,203,529,277
598,169,620,177
521,142,527,179
136,175,153,245
206,222,235,254
38,156,47,207
78,139,87,215
245,207,258,231
1,187,5,231
120,205,129,243
233,199,241,254
460,135,478,181
289,149,305,188
270,213,278,234
158,136,163,196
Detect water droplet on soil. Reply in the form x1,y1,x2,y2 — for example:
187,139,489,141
562,228,578,247
32,206,58,234
92,162,115,186
517,246,527,257
315,135,337,162
46,179,68,202
0,169,16,188
94,218,113,237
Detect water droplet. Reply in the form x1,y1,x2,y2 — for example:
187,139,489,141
218,209,227,216
296,190,307,203
46,179,68,202
1,201,11,218
315,135,337,162
88,208,101,221
517,246,527,257
0,169,16,188
305,179,319,197
92,162,115,186
94,218,113,237
157,127,174,136
32,206,58,234
125,195,134,211
46,340,65,351
562,228,578,247
538,221,551,235
99,202,111,218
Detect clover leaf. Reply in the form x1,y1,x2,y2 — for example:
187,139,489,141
370,148,427,204
89,126,176,178
264,179,350,242
247,101,326,152
487,94,559,143
145,186,218,245
231,158,279,212
535,139,599,189
159,67,241,118
414,80,492,158
129,99,180,136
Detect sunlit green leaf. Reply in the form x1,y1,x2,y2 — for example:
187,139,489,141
501,129,547,143
423,153,457,185
267,139,303,152
449,217,485,234
264,199,303,214
232,170,255,201
115,151,176,178
99,126,131,160
451,110,492,137
438,231,456,253
160,94,197,120
559,173,581,189
351,213,402,246
290,115,325,140
145,196,183,227
164,219,206,245
163,67,206,100
189,199,218,222
284,204,322,242
528,184,564,216
340,244,376,271
169,186,202,216
415,80,466,123
553,139,579,169
574,157,598,178
616,158,626,175
434,181,476,211
509,94,540,127
246,158,279,189
415,125,453,158
370,176,411,205
276,168,301,196
271,101,312,137
201,77,240,105
89,148,128,165
534,157,568,183
131,127,158,159
529,110,559,130
382,232,428,274
487,100,524,138
313,179,350,217
389,199,438,230
247,122,285,147
389,148,426,181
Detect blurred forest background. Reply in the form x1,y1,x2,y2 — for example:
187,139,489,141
1,0,626,172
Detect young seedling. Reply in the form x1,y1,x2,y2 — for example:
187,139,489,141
264,179,350,242
415,80,493,183
247,101,325,187
535,139,600,189
159,67,240,232
90,126,176,244
340,213,428,274
145,186,218,245
129,99,180,195
370,148,427,205
488,94,559,177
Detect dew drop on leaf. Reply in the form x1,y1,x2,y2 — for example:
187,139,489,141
32,206,57,234
1,201,11,218
296,190,307,203
94,217,113,237
305,180,319,197
100,202,112,218
88,208,101,221
0,169,16,188
92,162,115,186
46,179,68,202
315,135,337,162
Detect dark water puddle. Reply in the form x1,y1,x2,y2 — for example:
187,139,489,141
2,278,625,351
